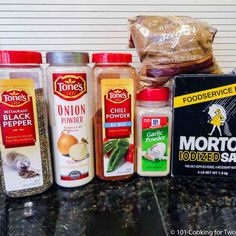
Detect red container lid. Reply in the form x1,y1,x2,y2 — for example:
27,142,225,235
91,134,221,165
137,87,170,102
92,53,132,63
0,51,42,64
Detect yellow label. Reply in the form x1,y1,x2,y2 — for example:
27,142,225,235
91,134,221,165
101,78,135,177
174,83,236,108
0,79,43,192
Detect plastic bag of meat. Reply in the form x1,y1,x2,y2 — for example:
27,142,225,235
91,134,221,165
128,16,221,91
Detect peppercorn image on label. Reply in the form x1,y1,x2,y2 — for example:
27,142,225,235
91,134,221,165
101,79,134,177
172,75,236,177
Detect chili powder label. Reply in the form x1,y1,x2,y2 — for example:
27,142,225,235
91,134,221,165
0,79,43,192
101,79,134,177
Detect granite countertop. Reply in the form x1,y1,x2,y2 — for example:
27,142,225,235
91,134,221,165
0,177,236,236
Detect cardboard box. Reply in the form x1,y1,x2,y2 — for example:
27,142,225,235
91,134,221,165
172,74,236,177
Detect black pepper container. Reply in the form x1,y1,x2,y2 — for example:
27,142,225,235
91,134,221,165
0,50,53,197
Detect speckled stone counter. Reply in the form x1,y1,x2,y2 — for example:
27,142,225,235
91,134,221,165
0,177,236,236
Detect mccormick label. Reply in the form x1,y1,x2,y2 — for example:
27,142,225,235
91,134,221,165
0,79,43,192
52,73,91,181
172,75,236,177
101,79,134,177
141,117,168,172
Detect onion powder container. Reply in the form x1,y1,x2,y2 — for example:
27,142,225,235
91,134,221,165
46,52,94,187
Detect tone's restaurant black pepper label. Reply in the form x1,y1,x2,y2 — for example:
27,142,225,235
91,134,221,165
0,79,44,192
172,75,236,177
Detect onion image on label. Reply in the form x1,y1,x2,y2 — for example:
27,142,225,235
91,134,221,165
144,142,167,162
69,138,89,161
57,131,78,156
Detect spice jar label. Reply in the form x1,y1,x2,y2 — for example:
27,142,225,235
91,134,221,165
141,116,168,172
0,79,43,192
52,73,90,181
172,75,236,177
101,79,134,177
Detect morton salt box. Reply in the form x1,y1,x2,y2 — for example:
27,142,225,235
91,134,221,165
172,74,236,177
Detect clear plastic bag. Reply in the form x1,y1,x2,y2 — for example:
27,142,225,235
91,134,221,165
129,16,221,91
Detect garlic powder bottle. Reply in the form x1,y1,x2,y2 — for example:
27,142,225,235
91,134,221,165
136,87,172,177
46,52,94,187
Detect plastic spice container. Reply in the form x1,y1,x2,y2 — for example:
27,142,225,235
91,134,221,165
92,53,136,181
136,87,172,177
46,52,94,187
0,50,53,197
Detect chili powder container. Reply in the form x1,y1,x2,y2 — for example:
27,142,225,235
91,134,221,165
0,50,53,197
92,53,136,181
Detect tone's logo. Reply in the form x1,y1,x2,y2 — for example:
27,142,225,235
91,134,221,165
106,88,129,103
0,89,30,107
53,74,87,101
